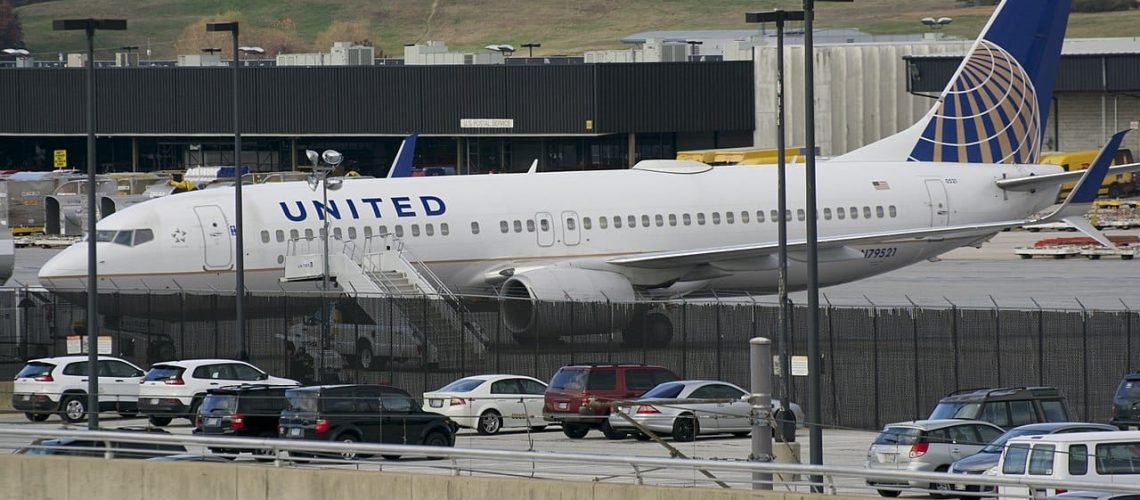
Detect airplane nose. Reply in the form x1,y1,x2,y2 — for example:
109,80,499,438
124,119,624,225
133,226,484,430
38,245,87,284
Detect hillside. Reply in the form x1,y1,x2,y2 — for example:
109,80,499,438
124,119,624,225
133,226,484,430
12,0,1140,60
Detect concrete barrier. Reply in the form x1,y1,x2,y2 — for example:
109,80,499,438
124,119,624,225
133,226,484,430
0,381,13,413
0,454,876,500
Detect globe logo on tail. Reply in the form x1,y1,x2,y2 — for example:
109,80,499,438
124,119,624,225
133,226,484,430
909,40,1041,164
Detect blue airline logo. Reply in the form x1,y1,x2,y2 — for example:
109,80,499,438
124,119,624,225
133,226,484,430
279,195,447,222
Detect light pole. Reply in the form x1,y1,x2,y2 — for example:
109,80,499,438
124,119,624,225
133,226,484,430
52,17,127,431
745,7,804,446
206,21,248,361
305,150,343,381
521,42,541,58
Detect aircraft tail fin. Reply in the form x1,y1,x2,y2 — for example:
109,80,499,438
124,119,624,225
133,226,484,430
1031,129,1130,247
837,0,1071,165
386,133,418,178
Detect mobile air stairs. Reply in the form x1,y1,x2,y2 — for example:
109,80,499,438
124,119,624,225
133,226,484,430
281,234,489,360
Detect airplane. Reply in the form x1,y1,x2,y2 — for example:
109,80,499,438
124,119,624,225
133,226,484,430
37,0,1138,346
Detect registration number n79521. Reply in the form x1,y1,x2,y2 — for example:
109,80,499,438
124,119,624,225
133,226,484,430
862,247,897,259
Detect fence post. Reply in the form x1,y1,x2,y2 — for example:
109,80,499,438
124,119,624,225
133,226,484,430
946,297,959,391
1123,299,1133,374
867,296,880,430
1032,298,1044,386
750,337,773,491
716,298,723,381
907,296,920,421
681,302,688,378
989,295,1001,387
1077,298,1090,421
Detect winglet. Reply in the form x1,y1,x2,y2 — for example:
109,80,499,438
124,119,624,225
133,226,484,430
386,133,418,178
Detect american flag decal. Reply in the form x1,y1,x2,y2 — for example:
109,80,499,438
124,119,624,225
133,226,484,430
872,181,890,190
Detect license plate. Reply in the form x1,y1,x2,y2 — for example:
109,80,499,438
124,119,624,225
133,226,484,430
149,398,159,405
429,399,442,408
877,453,896,464
21,395,30,401
557,402,568,410
289,427,302,437
206,417,220,427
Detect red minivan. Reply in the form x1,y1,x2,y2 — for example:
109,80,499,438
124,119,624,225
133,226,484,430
543,364,679,439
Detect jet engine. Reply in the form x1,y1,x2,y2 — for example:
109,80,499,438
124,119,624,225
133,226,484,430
499,268,635,343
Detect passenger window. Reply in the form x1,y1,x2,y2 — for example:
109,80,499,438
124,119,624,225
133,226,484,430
323,393,355,414
319,228,327,239
411,224,420,237
889,205,897,218
876,206,885,218
380,393,415,413
586,371,616,390
625,371,658,391
837,208,846,220
980,402,1011,428
613,216,622,228
1069,444,1088,475
471,222,480,235
797,209,806,221
134,229,154,245
519,379,546,395
566,218,576,231
641,215,650,227
725,212,734,224
1002,444,1030,474
1041,400,1068,421
599,217,608,229
334,227,344,240
364,226,373,238
394,225,404,237
712,212,721,225
1028,445,1055,475
850,206,859,219
655,214,663,227
925,429,951,444
863,206,872,219
275,229,285,242
379,225,388,235
824,208,832,220
425,224,434,236
229,363,264,381
304,228,314,239
740,211,749,223
63,362,87,376
348,227,357,239
490,380,522,395
682,214,691,226
540,219,550,232
948,426,977,445
441,223,449,236
513,220,522,233
669,214,677,226
1009,400,1035,426
785,210,792,222
290,229,299,240
756,211,765,223
697,213,706,225
628,215,636,228
500,221,509,233
976,425,1002,443
582,218,591,230
770,210,779,222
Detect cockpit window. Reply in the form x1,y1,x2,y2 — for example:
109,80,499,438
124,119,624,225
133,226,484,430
113,231,132,246
133,229,154,245
94,229,154,247
95,230,116,242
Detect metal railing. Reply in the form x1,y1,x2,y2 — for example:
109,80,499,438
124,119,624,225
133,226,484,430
0,426,1136,497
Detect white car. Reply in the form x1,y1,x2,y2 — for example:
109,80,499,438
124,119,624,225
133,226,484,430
285,317,440,371
137,359,298,426
423,375,549,435
11,355,146,423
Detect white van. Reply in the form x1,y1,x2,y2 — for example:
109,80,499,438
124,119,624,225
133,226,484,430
996,431,1140,499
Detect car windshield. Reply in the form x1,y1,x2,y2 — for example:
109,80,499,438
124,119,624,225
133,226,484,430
1117,379,1140,399
198,395,237,415
873,427,921,446
16,362,54,378
143,365,184,382
929,402,981,420
982,428,1049,453
286,391,319,412
438,378,485,393
641,382,685,399
550,369,588,390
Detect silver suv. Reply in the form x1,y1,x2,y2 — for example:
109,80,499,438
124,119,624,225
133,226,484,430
865,419,1004,498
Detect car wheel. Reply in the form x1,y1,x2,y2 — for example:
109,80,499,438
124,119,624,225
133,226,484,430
671,414,697,442
562,423,590,439
336,433,369,460
25,412,49,422
600,420,628,440
60,396,87,423
148,415,173,427
477,410,502,436
356,339,374,370
187,396,204,421
929,466,953,499
877,489,901,498
423,430,451,459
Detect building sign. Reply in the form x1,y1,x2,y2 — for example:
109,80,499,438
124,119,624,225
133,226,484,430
66,335,112,355
53,149,67,169
460,118,514,129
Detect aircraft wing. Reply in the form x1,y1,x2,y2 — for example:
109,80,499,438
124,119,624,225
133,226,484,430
995,162,1140,192
607,220,1024,269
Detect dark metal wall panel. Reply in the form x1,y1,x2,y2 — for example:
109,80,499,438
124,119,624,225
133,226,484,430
172,68,231,134
595,62,753,134
333,66,422,134
1056,57,1103,92
905,57,959,94
503,65,595,134
96,68,184,135
19,69,84,134
418,65,509,135
1105,55,1140,92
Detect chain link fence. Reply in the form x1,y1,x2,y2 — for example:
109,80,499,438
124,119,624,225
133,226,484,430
2,287,1136,430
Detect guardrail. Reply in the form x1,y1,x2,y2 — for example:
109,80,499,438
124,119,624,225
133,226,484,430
0,426,1135,497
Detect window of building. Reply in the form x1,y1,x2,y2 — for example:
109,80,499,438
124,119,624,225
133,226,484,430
655,214,664,227
712,212,721,225
471,222,480,235
425,224,434,236
441,223,449,236
275,229,285,242
500,221,509,233
697,213,706,225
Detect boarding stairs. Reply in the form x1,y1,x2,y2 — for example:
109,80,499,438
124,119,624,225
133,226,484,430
281,234,488,359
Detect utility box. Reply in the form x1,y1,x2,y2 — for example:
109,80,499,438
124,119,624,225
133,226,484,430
330,42,374,66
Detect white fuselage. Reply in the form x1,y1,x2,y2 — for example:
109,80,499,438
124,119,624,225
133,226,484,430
38,161,1061,296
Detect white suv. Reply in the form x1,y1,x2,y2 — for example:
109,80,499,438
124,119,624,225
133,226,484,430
12,355,146,423
137,359,297,426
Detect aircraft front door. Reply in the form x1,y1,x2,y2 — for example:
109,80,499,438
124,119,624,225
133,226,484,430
194,205,232,269
924,179,950,226
535,212,554,247
561,211,580,246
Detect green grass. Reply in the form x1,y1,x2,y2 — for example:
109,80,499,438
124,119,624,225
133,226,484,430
14,0,1140,60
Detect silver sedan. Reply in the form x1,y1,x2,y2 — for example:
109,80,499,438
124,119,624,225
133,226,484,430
606,380,803,442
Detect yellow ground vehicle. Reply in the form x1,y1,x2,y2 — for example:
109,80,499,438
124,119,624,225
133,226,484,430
676,146,807,166
1039,148,1136,199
